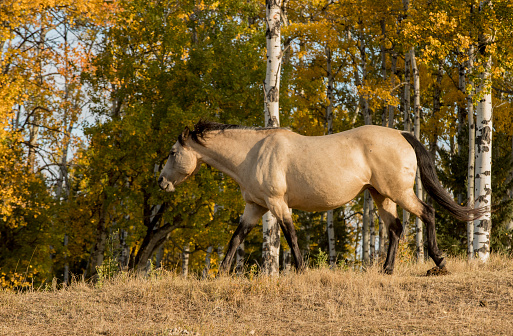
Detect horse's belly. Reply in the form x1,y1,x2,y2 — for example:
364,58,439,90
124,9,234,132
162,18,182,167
286,179,365,212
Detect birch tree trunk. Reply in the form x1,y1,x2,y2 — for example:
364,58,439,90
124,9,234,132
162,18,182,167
364,144,374,265
57,23,74,285
182,244,190,277
354,217,361,262
380,25,391,255
264,0,282,129
217,245,225,264
457,61,466,205
380,44,396,257
378,217,385,260
362,203,369,265
282,247,291,274
262,0,282,276
429,64,443,177
303,217,311,259
381,20,388,129
411,49,424,263
202,246,213,279
403,55,412,133
118,228,130,270
27,119,39,172
357,27,372,266
389,52,398,128
473,43,493,262
507,137,513,239
507,137,513,249
369,215,376,263
402,49,412,237
467,45,476,260
27,26,47,173
86,199,108,279
325,45,337,267
63,234,69,284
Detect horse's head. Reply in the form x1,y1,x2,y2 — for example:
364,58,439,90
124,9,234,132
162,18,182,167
158,127,200,192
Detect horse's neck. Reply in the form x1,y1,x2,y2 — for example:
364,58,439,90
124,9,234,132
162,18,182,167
191,130,265,184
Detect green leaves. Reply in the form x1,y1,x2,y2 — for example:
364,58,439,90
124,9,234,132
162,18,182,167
1,0,512,284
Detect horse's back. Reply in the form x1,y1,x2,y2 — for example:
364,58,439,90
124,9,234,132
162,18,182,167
275,126,417,211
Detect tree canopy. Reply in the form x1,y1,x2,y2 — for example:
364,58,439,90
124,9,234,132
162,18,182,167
1,0,512,288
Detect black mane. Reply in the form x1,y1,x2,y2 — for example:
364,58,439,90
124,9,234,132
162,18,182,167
181,120,276,145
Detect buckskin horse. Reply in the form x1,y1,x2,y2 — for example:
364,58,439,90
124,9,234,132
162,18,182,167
158,121,485,274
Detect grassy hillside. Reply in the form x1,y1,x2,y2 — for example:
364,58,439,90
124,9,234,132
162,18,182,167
1,256,512,335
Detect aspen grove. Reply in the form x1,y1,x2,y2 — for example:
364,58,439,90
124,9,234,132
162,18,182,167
0,0,512,288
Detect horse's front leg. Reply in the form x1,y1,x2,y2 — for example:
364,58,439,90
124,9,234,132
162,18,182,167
218,202,267,275
266,198,305,272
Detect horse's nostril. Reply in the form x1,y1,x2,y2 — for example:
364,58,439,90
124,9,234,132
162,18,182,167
158,176,163,184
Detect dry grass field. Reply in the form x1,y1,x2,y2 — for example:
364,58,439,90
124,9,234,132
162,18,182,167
1,256,512,335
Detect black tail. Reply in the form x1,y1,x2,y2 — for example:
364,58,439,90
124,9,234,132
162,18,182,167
401,132,488,221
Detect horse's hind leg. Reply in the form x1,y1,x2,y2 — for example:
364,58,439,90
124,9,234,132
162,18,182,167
266,197,305,272
218,202,267,275
395,189,445,268
368,188,402,274
278,216,305,272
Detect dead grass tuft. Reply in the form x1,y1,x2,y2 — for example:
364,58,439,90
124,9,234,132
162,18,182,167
1,256,513,335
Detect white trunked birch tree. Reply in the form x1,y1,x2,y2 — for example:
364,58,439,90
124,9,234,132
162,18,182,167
473,2,493,261
182,244,190,277
467,44,476,260
411,49,424,263
353,22,372,266
402,48,411,238
262,0,282,276
473,84,492,261
402,0,412,242
325,45,337,267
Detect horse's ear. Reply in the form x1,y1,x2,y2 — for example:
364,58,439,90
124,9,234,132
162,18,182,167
182,126,190,139
178,126,190,146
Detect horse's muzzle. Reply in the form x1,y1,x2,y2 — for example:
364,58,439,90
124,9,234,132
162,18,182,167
158,176,175,192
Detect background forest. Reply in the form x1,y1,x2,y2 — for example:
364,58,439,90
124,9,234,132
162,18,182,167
1,0,512,288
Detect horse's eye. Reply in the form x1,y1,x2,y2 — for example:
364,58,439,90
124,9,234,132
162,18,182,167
169,151,176,157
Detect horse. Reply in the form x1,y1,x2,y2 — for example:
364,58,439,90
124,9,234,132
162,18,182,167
158,120,485,274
